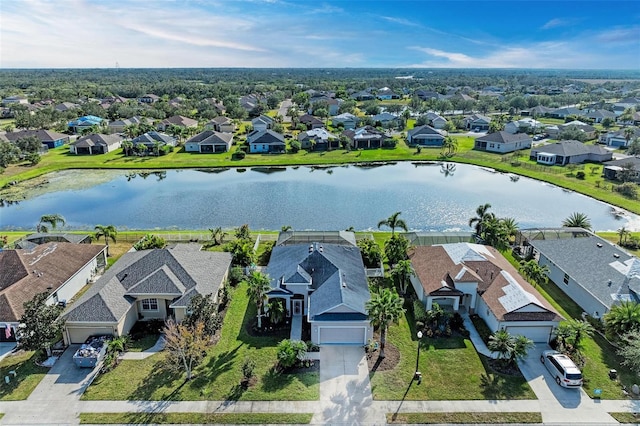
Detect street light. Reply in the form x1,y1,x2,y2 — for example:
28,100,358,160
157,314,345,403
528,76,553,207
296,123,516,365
415,330,423,384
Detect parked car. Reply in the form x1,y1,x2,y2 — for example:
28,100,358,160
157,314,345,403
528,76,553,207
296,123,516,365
540,350,583,388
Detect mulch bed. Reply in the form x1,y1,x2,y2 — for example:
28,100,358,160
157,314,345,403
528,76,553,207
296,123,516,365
366,343,400,372
486,358,522,376
287,360,320,374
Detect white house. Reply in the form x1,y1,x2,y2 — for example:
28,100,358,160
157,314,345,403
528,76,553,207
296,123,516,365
474,131,532,154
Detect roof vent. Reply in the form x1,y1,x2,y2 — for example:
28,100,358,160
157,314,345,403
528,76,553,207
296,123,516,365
319,245,323,253
309,244,314,253
613,253,620,258
597,243,603,248
608,279,612,287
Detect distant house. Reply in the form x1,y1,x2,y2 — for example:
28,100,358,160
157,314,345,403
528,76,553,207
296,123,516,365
414,90,441,101
522,105,554,117
138,94,160,103
70,133,124,155
0,242,107,341
406,125,445,146
204,116,235,133
62,247,231,344
3,129,69,149
265,233,372,345
548,107,583,119
525,232,640,318
298,128,338,151
247,129,286,153
239,94,264,112
185,130,233,153
54,102,80,112
464,114,491,131
157,115,198,132
376,88,400,100
108,116,153,134
601,128,640,148
251,115,274,132
530,140,612,165
584,109,617,124
68,115,105,134
425,112,447,129
350,90,375,101
1,96,28,106
132,131,177,148
342,126,387,149
309,96,341,116
558,121,596,140
331,113,358,130
504,118,543,134
298,114,324,130
409,243,563,343
603,157,640,182
372,112,399,127
474,131,532,154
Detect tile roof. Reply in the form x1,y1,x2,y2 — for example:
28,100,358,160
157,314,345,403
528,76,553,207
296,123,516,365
63,248,232,323
0,243,107,322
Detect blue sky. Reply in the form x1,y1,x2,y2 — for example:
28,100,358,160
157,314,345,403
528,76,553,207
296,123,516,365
1,0,639,69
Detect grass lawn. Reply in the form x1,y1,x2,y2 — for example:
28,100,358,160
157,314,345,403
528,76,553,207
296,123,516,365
608,412,640,424
0,351,48,401
598,232,640,256
82,281,319,401
386,412,542,424
126,334,161,352
369,312,535,400
79,412,313,424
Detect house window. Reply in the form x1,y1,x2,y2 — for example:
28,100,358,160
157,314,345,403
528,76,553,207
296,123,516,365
563,273,569,285
489,143,495,148
141,298,158,311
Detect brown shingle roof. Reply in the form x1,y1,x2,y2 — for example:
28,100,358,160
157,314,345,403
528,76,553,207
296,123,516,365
0,242,106,322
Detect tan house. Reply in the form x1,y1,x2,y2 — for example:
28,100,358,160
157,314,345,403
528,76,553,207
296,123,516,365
62,246,231,344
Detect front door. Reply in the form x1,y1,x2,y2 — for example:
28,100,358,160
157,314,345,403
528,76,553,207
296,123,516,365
292,300,303,316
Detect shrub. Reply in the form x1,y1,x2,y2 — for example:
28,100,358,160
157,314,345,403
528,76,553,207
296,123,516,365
233,150,246,160
228,266,244,287
383,139,397,148
413,299,427,323
449,313,465,332
133,234,166,250
277,339,307,369
357,238,382,268
576,171,585,180
615,182,638,199
242,358,256,380
289,140,301,153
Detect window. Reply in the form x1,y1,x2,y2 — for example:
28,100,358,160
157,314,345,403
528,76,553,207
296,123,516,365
141,298,158,311
563,273,569,285
489,143,495,148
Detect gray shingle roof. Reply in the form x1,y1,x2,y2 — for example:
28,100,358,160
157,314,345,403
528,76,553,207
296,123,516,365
407,125,444,138
476,131,532,144
533,140,609,157
71,133,123,148
64,248,231,323
529,236,640,310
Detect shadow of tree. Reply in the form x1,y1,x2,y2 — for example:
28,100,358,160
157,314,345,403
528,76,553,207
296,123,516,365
129,358,184,401
425,337,467,350
260,365,294,393
237,299,284,349
187,344,242,395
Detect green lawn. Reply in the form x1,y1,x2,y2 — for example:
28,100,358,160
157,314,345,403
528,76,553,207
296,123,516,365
82,281,319,401
369,312,535,400
0,351,48,401
79,412,313,424
608,412,640,424
387,412,542,424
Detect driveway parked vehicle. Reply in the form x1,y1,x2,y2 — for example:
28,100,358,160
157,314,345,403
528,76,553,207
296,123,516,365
540,350,583,388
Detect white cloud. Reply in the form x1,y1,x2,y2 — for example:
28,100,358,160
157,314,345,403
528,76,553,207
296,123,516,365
381,16,420,27
541,18,570,30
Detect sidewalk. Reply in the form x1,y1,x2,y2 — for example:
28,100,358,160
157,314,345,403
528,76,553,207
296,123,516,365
461,312,496,358
119,336,165,360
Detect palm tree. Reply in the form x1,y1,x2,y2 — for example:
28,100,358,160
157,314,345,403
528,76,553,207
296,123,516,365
565,319,593,350
121,140,134,156
624,127,635,146
513,335,534,362
366,288,405,358
37,214,66,233
604,301,640,339
441,136,458,157
267,299,286,325
519,260,549,287
281,225,292,232
246,271,271,329
390,259,414,295
468,203,493,236
562,212,592,230
377,211,408,235
208,227,226,245
501,217,519,241
617,226,630,245
488,329,515,364
94,224,117,256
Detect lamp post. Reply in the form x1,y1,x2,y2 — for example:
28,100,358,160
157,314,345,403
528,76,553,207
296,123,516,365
415,330,423,384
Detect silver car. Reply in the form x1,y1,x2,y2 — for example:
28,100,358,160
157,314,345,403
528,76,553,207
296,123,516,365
540,350,583,388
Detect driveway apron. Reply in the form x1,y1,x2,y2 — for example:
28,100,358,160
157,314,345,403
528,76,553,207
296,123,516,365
313,345,381,425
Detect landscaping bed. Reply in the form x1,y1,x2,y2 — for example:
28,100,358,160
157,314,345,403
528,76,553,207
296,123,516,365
79,412,313,424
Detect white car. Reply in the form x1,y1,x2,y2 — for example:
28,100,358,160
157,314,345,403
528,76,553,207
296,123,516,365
540,350,583,388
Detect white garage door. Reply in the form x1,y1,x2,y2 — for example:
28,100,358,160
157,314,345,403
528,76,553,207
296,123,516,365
506,326,552,343
319,327,366,345
67,327,114,344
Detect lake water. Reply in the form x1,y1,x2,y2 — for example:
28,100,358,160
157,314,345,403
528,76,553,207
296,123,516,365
1,162,638,232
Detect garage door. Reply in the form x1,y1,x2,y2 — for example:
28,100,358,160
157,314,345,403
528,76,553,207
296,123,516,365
319,327,366,345
66,327,114,344
506,326,552,343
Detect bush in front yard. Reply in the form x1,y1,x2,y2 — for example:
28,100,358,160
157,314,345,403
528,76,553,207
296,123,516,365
277,339,307,370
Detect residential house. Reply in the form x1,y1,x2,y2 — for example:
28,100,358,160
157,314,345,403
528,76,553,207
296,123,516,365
376,88,400,100
409,243,563,343
239,94,264,113
372,112,399,127
332,113,358,130
425,112,447,129
406,125,445,146
3,129,70,149
342,126,387,149
584,109,617,124
251,115,274,132
530,140,612,165
297,128,338,151
603,157,640,182
463,114,491,131
548,107,583,119
1,96,28,106
69,133,124,155
522,105,554,117
265,232,372,345
204,116,235,133
157,115,198,132
504,118,543,134
107,116,153,134
54,102,80,112
526,232,640,319
558,121,596,140
350,90,375,101
68,115,104,134
62,247,232,344
309,96,341,116
298,114,324,130
14,233,92,250
247,129,286,153
601,127,640,148
185,130,233,153
474,131,532,154
414,90,442,101
131,131,177,148
0,242,107,342
138,94,160,104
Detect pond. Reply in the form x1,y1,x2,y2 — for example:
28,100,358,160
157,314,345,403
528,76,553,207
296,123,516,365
1,162,638,232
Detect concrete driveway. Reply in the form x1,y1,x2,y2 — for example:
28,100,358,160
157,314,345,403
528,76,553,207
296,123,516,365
0,342,17,362
518,343,617,424
313,346,381,425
